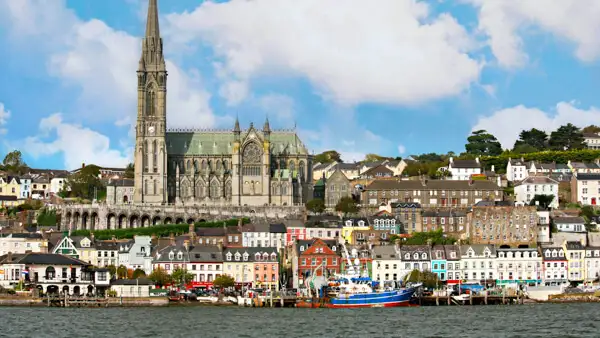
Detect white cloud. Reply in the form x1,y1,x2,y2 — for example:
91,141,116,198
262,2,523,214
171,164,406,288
397,144,406,155
469,0,600,68
0,103,10,134
472,102,600,148
259,94,295,121
165,0,482,106
1,0,215,126
23,113,130,170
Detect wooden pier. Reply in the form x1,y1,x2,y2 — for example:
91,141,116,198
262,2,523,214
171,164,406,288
46,294,110,307
417,290,526,306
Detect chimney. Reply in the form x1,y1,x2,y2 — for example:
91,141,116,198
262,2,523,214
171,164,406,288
169,233,175,246
90,232,95,242
491,165,495,173
189,223,195,236
449,157,453,164
475,157,480,164
7,252,12,263
217,242,223,252
183,239,190,251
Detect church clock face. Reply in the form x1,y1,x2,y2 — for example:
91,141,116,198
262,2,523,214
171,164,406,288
148,126,155,135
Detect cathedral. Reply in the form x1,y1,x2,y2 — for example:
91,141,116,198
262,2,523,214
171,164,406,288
131,0,313,207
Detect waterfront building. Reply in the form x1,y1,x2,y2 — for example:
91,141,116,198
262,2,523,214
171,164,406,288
459,245,496,283
153,242,223,289
563,241,586,283
223,247,277,290
95,239,121,267
540,246,568,285
0,252,110,295
495,247,542,286
110,278,155,297
584,246,600,282
0,233,48,256
118,236,153,274
250,249,280,291
293,239,340,288
444,245,461,285
398,245,430,280
372,245,401,284
430,245,447,282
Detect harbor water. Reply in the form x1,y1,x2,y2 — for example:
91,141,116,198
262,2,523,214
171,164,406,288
1,303,598,337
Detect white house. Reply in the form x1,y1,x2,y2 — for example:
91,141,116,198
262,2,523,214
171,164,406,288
241,223,287,251
459,245,496,283
0,252,110,295
585,247,600,282
95,240,120,267
540,246,568,285
583,132,600,150
553,217,587,233
110,278,155,297
495,248,542,286
0,233,48,256
398,246,430,280
118,236,153,274
506,158,530,182
571,173,600,206
514,176,559,208
372,245,401,285
447,157,481,181
537,210,551,243
50,175,68,195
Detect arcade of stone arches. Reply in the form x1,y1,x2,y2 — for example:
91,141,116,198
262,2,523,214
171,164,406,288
63,211,210,230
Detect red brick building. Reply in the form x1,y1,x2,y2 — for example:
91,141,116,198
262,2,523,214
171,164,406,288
296,238,341,286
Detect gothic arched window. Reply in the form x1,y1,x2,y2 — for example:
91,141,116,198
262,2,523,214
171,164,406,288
143,141,149,172
146,90,156,116
152,140,157,173
242,143,262,176
225,181,232,199
279,159,286,170
281,183,288,195
153,180,158,195
289,161,296,172
298,161,305,179
210,182,220,199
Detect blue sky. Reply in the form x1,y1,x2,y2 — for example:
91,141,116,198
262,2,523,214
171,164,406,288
2,0,600,170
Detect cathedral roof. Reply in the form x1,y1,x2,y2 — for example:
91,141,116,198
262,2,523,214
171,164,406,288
166,129,308,156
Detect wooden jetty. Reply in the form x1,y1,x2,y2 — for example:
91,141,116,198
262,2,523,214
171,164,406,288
241,291,298,308
46,294,109,307
417,290,526,306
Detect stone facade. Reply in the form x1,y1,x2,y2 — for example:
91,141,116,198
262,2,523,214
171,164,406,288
106,179,135,205
324,169,351,207
469,205,538,247
131,0,312,207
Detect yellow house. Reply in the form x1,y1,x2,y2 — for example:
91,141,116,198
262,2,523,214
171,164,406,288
223,248,255,288
0,196,19,208
341,218,370,244
563,240,586,282
52,236,98,266
0,176,21,198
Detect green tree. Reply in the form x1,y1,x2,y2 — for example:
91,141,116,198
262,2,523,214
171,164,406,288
116,265,128,279
213,275,235,289
65,164,106,200
306,199,326,214
513,143,539,154
2,150,28,175
529,194,555,209
36,208,58,226
335,196,359,215
403,230,456,245
404,269,441,289
465,130,503,156
513,128,548,151
107,265,117,277
132,268,146,279
363,154,393,162
549,123,585,150
149,267,172,287
314,150,342,164
171,268,194,286
582,125,600,134
124,163,134,179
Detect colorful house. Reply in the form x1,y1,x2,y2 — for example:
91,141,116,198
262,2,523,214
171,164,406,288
0,176,21,199
431,245,447,282
341,217,370,244
295,239,341,287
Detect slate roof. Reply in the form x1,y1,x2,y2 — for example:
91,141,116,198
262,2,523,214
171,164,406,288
566,241,585,250
223,247,279,262
540,247,567,261
431,245,447,260
399,245,430,261
154,245,223,263
0,253,88,265
515,176,559,186
459,244,496,256
450,159,480,169
335,163,360,170
296,239,340,256
166,129,308,156
95,240,121,251
372,245,399,259
0,233,43,239
269,223,287,233
553,217,586,224
422,210,467,217
575,173,600,181
444,245,461,261
107,179,134,187
366,179,500,191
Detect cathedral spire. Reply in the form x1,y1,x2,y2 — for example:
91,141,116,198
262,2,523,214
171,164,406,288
263,116,271,133
145,0,160,38
233,116,241,133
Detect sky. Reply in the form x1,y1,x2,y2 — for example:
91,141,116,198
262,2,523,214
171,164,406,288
2,0,600,170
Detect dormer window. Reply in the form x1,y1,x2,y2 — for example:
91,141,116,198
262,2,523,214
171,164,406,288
559,251,564,257
545,250,550,257
243,253,249,261
235,253,241,261
255,253,261,261
450,252,456,259
345,220,352,227
270,253,277,260
358,221,365,227
169,252,174,260
413,253,419,260
532,252,537,258
226,253,232,261
405,253,410,260
421,253,427,260
263,253,269,261
332,246,336,251
177,252,183,260
300,245,305,252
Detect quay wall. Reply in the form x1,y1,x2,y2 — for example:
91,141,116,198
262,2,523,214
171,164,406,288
0,297,170,307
